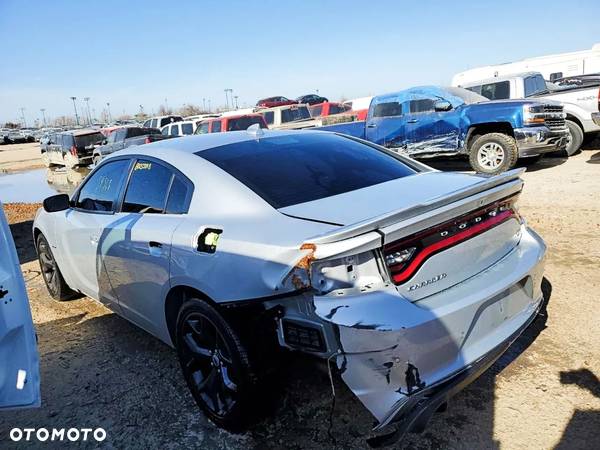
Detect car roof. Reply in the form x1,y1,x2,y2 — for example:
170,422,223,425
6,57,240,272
115,129,319,158
64,128,103,136
460,72,542,86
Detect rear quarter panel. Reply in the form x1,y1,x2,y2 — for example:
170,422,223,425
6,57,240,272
317,120,366,139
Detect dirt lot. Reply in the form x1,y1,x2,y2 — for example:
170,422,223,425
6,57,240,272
1,146,599,449
0,142,45,173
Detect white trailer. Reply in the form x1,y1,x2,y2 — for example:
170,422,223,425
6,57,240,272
452,43,600,86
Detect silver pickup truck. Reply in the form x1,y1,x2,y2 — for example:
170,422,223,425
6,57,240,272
458,72,600,155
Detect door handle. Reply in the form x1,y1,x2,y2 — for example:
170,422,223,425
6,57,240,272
407,119,418,124
366,123,377,128
149,241,163,248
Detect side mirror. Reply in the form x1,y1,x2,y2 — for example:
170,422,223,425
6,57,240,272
434,100,452,112
43,194,70,213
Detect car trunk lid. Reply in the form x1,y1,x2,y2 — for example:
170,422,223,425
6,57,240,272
297,169,524,300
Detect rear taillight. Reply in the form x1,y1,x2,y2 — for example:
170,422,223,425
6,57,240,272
145,137,151,144
70,145,77,156
383,197,520,285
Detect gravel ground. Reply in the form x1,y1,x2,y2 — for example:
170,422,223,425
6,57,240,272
1,146,599,449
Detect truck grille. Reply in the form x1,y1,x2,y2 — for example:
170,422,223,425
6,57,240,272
541,104,566,130
545,118,567,130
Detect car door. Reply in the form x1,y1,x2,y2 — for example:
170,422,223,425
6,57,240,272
112,129,127,152
365,94,406,148
405,96,458,154
103,158,191,335
0,204,40,409
56,158,133,309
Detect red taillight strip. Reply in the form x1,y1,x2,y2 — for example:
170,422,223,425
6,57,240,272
391,209,515,284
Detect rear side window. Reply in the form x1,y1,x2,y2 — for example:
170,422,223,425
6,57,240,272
76,159,130,211
122,160,172,214
211,121,222,133
478,81,510,100
170,124,180,136
151,119,158,128
166,176,190,214
181,123,194,135
372,101,403,118
227,116,266,131
281,107,310,123
198,133,415,209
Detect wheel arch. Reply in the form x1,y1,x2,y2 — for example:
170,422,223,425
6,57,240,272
565,114,584,132
465,122,515,150
164,284,220,346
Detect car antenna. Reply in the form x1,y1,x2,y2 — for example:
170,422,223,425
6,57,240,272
246,123,264,139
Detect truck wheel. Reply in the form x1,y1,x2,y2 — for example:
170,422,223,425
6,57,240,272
564,120,583,156
176,299,257,431
36,234,77,301
469,133,518,174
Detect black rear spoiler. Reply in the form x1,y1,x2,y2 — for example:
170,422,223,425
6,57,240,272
307,168,525,245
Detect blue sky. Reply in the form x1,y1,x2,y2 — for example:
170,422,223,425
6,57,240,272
0,0,598,124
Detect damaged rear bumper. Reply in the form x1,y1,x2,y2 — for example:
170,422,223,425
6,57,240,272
313,226,546,436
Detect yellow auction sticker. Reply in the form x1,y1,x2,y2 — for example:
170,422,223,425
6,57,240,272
134,162,152,171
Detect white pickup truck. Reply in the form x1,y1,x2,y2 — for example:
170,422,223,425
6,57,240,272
457,72,600,155
256,104,322,130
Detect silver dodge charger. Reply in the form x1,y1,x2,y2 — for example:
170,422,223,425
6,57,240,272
33,128,547,442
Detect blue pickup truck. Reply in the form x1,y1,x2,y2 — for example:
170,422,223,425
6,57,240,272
320,86,569,174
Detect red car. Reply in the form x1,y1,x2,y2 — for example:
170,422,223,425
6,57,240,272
308,102,352,117
195,114,268,134
256,96,299,108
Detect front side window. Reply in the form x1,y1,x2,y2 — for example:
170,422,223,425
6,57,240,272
181,123,194,135
227,116,266,131
409,98,436,114
196,122,209,134
122,160,172,214
76,159,130,211
262,111,275,124
161,126,169,136
170,124,180,136
309,105,323,117
524,75,547,97
211,121,222,133
151,119,158,128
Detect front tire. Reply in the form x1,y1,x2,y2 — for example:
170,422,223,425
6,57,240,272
469,132,518,174
564,119,583,156
176,299,257,431
36,234,77,301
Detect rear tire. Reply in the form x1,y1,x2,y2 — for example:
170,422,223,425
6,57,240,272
564,120,583,156
176,299,257,431
36,234,77,301
469,133,518,174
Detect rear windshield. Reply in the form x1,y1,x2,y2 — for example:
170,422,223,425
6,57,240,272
197,133,415,208
227,116,266,131
74,132,104,147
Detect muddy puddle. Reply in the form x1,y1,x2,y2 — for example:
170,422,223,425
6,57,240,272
0,167,90,203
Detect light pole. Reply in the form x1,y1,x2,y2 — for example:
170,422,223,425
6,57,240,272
20,107,26,127
84,97,92,124
202,98,206,112
164,98,169,112
70,97,80,125
234,95,239,109
106,102,112,123
224,89,229,110
40,108,47,127
208,99,211,113
139,105,144,117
